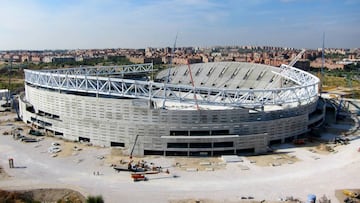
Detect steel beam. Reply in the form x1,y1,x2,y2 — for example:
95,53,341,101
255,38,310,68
24,63,319,108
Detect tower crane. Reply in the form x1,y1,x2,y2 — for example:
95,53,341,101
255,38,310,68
186,59,200,110
162,33,178,109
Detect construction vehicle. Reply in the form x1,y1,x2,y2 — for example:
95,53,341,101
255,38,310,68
131,173,147,182
343,190,359,199
293,139,306,145
29,129,44,136
335,137,350,145
21,137,38,143
113,165,132,172
113,159,163,173
186,59,200,110
130,169,170,182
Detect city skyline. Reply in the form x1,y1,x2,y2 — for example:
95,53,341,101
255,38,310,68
1,0,359,50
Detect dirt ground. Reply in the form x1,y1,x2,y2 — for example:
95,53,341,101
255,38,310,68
48,138,90,158
0,188,85,203
247,153,299,167
94,124,351,170
105,148,127,164
0,110,350,171
4,129,346,171
1,110,360,203
299,140,334,155
174,157,226,171
246,138,338,167
104,149,226,171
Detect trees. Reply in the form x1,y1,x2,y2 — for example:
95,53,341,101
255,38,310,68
86,195,104,203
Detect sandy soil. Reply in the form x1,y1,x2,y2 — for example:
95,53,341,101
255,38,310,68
1,111,360,203
247,153,299,167
173,157,226,171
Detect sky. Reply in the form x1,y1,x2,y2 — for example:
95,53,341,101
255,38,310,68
0,0,359,50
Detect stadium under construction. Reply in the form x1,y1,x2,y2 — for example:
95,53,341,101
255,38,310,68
18,61,325,156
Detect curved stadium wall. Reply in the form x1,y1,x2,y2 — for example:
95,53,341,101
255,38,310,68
19,62,324,156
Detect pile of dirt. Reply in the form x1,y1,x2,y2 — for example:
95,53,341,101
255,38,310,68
0,188,85,203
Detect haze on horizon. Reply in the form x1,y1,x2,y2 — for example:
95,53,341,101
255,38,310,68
0,0,359,51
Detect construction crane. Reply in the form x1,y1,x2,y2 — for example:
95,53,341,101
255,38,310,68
186,59,200,110
162,33,178,109
166,33,178,83
129,134,139,159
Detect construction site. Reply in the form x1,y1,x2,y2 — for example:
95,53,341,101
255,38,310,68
0,55,360,202
18,58,323,156
0,104,360,202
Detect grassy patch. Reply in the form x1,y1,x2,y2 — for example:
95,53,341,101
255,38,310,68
322,75,360,88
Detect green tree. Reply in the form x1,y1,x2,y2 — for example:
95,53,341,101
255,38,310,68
86,195,104,203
